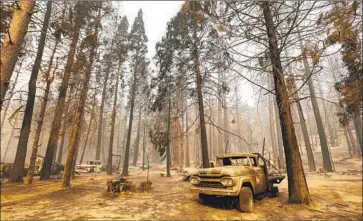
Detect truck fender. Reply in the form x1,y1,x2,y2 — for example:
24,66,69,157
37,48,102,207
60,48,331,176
237,178,255,196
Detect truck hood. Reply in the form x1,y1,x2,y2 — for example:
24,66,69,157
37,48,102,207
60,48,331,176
197,166,251,177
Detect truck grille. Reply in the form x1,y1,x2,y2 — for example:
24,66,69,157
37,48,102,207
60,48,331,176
197,181,225,188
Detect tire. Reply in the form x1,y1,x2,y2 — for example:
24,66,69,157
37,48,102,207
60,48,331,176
270,186,279,197
238,187,254,213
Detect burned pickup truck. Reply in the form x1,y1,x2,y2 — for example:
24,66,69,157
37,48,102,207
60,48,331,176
190,153,285,213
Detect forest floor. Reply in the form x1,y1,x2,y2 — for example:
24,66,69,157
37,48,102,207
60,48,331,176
1,146,362,220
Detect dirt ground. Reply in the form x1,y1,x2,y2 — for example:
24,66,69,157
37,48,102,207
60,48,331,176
1,146,362,220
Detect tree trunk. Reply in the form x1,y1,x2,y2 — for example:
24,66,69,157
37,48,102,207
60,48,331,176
40,2,87,180
79,92,96,165
185,98,190,167
116,98,123,166
209,111,212,160
343,128,353,157
62,8,98,186
57,85,74,164
172,100,181,168
348,123,359,154
121,61,138,176
166,85,172,177
262,1,311,204
142,122,146,171
234,86,242,152
10,2,52,182
101,120,106,164
299,33,334,172
107,65,121,175
0,0,35,107
286,74,316,172
96,66,111,161
222,74,229,154
180,88,185,169
132,107,142,167
273,95,285,169
317,82,337,147
1,60,22,132
119,114,128,167
71,120,83,179
268,75,279,167
193,30,209,168
218,73,223,156
25,42,59,184
353,113,363,155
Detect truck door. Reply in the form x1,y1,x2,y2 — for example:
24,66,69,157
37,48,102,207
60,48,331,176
250,157,267,193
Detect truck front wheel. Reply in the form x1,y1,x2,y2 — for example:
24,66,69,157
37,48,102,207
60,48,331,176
238,187,254,213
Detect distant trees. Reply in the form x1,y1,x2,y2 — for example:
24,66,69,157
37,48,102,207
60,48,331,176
321,1,362,154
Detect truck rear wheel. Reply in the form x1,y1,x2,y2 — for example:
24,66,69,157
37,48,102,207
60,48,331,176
238,187,254,213
270,186,279,197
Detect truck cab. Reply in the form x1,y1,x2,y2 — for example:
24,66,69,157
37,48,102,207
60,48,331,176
190,153,284,213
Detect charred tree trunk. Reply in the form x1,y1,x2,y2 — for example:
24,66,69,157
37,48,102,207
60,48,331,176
57,85,74,164
79,92,96,165
40,2,87,180
62,9,98,186
1,0,35,107
25,48,59,184
273,97,285,169
180,88,185,169
353,113,363,155
317,82,337,147
299,35,334,172
142,122,146,171
222,74,229,154
286,75,316,172
268,75,279,167
166,84,172,177
193,30,209,168
107,66,121,175
119,114,128,167
10,2,52,182
132,106,142,167
96,66,111,161
262,1,311,204
172,95,181,168
343,128,353,157
185,98,190,167
218,73,223,156
121,62,138,176
71,119,84,179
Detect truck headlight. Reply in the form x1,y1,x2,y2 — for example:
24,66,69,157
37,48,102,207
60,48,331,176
221,177,234,187
190,176,200,185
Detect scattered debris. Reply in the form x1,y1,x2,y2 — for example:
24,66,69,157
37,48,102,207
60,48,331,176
138,181,152,192
107,178,137,194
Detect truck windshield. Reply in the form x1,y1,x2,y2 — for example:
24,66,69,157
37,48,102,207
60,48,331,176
216,157,250,166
